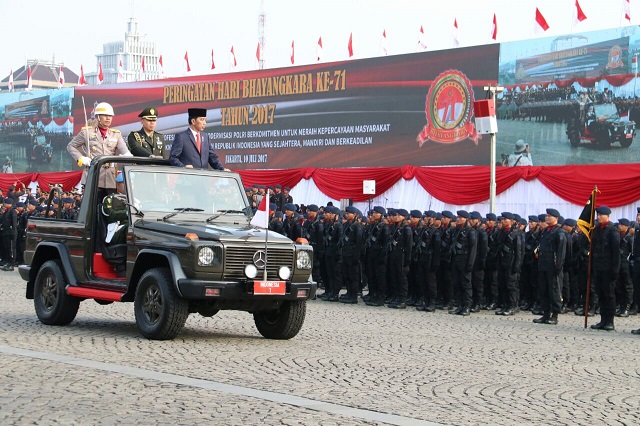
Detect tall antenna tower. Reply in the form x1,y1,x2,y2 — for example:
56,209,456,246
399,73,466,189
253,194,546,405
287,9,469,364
258,0,266,69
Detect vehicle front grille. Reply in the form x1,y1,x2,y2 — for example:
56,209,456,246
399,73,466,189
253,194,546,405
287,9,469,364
223,246,294,281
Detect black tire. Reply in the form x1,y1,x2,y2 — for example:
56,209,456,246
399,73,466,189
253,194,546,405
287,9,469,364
33,260,80,326
620,137,633,148
134,267,188,340
254,300,306,340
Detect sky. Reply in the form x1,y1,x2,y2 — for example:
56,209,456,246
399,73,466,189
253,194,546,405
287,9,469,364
1,0,639,79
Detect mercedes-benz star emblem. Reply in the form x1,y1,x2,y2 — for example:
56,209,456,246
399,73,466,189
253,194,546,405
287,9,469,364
253,250,266,268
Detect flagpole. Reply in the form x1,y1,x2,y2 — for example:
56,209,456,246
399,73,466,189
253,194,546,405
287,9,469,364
634,53,638,99
583,186,597,329
263,192,269,281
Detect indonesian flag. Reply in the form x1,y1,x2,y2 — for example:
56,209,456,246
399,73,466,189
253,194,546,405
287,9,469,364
117,59,124,83
158,55,164,78
534,7,550,34
491,13,498,41
26,66,32,90
184,51,191,73
290,40,295,64
317,36,323,62
633,55,638,71
451,18,460,48
78,64,86,85
141,56,146,80
97,61,104,84
620,110,630,121
58,66,65,89
379,29,388,56
230,45,237,68
250,192,270,229
8,68,13,92
417,25,427,51
624,0,631,22
347,32,353,57
574,0,587,25
211,49,216,70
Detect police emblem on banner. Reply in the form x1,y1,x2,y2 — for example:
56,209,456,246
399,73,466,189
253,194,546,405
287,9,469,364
417,70,478,146
605,45,624,70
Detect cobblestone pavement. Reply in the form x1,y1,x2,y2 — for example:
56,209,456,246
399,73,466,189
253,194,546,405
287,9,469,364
1,271,640,425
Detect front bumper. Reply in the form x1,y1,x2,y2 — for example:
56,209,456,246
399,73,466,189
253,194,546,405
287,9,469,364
177,279,317,301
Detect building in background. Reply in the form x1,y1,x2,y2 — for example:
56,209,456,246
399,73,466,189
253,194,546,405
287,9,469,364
0,59,78,92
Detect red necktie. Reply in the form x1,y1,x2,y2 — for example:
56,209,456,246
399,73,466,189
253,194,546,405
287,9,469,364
195,133,201,153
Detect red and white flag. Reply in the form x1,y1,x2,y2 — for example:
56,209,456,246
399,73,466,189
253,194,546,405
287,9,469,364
211,49,216,70
140,56,146,80
158,55,164,78
491,13,498,41
379,29,388,56
230,45,237,69
290,40,295,64
451,18,460,48
8,68,13,92
574,0,587,25
97,61,104,84
347,32,354,57
624,0,631,22
534,7,550,34
184,51,191,73
58,66,65,89
117,59,124,83
250,192,270,229
26,66,32,90
417,25,427,51
78,64,86,85
317,36,324,62
633,55,638,71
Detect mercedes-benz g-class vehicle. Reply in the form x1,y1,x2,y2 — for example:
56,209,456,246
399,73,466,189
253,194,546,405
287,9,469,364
19,156,315,340
566,101,635,148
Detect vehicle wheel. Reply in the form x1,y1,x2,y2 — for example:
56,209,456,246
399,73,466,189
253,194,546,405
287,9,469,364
620,137,633,148
134,267,188,340
33,260,80,326
254,300,306,340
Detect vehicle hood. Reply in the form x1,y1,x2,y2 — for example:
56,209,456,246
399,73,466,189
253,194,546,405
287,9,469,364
134,219,293,244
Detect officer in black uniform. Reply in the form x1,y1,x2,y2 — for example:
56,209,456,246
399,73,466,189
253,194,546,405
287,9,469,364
61,197,78,220
127,107,166,158
590,206,620,331
302,204,324,286
469,211,487,312
387,209,412,309
364,206,389,307
15,201,27,265
574,224,597,316
338,206,363,303
322,206,343,302
495,212,524,316
407,210,425,306
449,210,477,316
0,198,17,271
268,204,284,234
562,218,580,313
534,208,566,325
521,215,541,311
437,210,455,309
632,207,640,317
483,213,500,310
282,203,302,241
616,218,633,318
417,211,442,312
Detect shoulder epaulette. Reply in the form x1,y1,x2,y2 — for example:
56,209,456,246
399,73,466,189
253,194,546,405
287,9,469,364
82,126,92,130
111,129,121,133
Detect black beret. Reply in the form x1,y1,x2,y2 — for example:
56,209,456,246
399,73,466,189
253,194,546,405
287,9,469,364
269,203,277,211
410,209,422,218
558,216,565,225
28,199,38,206
355,208,363,217
284,186,291,191
538,213,547,222
15,201,25,208
513,214,522,222
501,212,514,220
564,218,577,227
528,215,539,222
63,197,74,204
396,208,409,217
307,204,319,212
518,217,528,225
387,208,397,216
274,211,283,218
434,212,443,220
367,210,374,216
244,187,251,191
284,203,296,211
618,218,630,226
373,206,386,215
4,197,14,205
330,206,342,215
187,108,207,118
442,210,455,219
596,206,611,215
470,211,482,220
486,213,497,221
546,208,560,218
268,186,274,191
275,184,282,189
637,207,640,213
425,210,436,217
456,210,470,219
345,206,358,215
138,107,158,120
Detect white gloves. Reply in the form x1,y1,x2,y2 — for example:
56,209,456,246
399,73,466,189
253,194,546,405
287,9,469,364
119,152,133,157
78,156,92,167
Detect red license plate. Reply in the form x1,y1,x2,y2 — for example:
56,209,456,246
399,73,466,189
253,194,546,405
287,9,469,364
253,280,286,295
626,133,633,138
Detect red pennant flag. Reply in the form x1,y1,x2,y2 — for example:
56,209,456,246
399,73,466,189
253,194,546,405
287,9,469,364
58,66,65,89
624,0,631,22
211,49,216,70
575,0,587,24
317,36,323,62
535,7,550,33
347,32,353,57
451,18,460,48
491,13,498,40
140,56,145,80
418,25,427,51
290,40,295,64
231,46,237,67
141,56,145,73
250,193,270,229
184,51,191,72
26,66,32,90
255,43,260,63
97,61,104,84
117,59,124,83
78,64,86,85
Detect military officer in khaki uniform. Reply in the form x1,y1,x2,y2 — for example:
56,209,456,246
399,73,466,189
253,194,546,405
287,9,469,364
67,102,131,202
127,107,166,158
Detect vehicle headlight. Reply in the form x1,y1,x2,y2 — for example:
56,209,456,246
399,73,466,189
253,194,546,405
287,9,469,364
296,250,312,270
613,126,618,132
278,266,291,280
198,247,216,266
244,264,258,278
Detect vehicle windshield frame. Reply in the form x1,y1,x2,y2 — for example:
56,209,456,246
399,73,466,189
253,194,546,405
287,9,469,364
594,103,618,119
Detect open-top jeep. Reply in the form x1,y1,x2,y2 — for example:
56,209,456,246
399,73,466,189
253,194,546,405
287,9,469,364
566,101,635,148
19,156,316,340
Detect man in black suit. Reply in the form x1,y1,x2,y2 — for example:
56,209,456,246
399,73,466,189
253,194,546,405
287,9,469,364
169,108,225,170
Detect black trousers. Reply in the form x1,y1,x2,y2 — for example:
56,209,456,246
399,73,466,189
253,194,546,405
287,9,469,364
472,268,485,306
483,267,498,304
341,255,360,297
593,269,616,323
498,267,519,309
437,261,453,304
325,254,342,296
633,261,640,309
616,262,633,309
388,253,408,301
366,250,387,300
538,269,563,314
452,262,472,308
2,234,16,265
16,236,26,265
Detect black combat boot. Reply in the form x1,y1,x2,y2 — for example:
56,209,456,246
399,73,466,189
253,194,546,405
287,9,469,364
545,312,558,325
533,312,550,324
